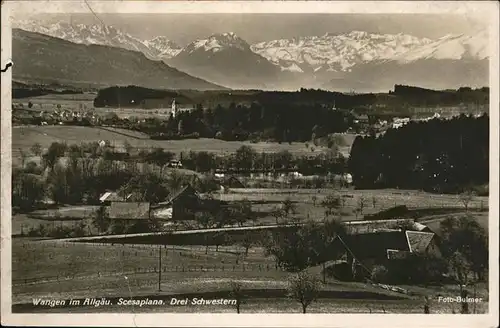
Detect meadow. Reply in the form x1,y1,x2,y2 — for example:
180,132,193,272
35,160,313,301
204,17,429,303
12,125,344,166
12,238,488,314
221,188,488,224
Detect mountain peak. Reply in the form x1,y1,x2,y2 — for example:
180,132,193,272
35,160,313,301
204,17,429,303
183,32,250,54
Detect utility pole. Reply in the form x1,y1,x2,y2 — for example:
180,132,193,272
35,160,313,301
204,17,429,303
158,244,162,292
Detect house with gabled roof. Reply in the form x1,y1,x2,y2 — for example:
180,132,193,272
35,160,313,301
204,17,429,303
330,229,441,281
150,184,200,222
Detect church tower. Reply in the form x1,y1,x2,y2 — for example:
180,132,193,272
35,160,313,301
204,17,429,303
171,98,177,118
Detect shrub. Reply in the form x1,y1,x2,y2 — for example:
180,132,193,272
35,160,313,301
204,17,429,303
371,265,389,283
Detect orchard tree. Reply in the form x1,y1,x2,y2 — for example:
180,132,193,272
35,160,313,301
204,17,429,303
92,205,110,234
321,193,342,218
459,189,475,212
229,281,244,313
287,271,322,313
30,143,43,157
440,215,488,281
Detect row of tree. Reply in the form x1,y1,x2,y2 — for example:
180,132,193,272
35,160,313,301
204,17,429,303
348,114,489,193
102,102,353,142
21,139,348,176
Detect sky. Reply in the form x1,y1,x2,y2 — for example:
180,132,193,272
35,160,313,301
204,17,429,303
25,13,487,45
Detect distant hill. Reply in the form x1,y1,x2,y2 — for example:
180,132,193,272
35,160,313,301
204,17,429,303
12,29,226,91
93,84,489,111
167,32,288,90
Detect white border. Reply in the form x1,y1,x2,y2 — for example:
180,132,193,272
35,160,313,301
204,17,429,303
1,1,499,327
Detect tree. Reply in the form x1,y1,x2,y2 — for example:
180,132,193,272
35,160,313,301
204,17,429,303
459,189,475,212
30,143,43,157
271,207,284,225
281,197,297,219
287,271,321,313
440,215,488,281
47,164,69,204
240,232,254,256
123,140,133,154
19,148,28,168
354,196,366,219
265,220,345,272
92,205,110,234
234,198,252,227
371,265,389,283
120,173,169,203
321,193,342,218
234,145,256,172
448,251,471,314
43,142,67,170
229,281,244,313
12,170,45,210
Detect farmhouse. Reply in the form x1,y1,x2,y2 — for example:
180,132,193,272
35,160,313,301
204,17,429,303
330,229,441,281
343,218,428,234
151,184,200,221
220,176,245,191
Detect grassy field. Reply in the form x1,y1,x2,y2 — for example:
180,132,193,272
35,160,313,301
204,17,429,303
12,239,488,314
11,186,488,236
12,238,284,304
12,125,342,164
221,188,488,221
13,93,97,109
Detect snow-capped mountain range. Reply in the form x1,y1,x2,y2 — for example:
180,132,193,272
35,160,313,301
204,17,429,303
13,20,182,60
13,20,489,91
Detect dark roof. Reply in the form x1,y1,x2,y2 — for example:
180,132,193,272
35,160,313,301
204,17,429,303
344,219,416,234
153,184,199,208
223,176,245,188
341,230,410,259
335,229,436,260
109,202,150,220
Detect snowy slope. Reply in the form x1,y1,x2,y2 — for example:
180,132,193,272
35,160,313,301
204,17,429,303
392,30,489,63
251,31,434,73
13,20,181,59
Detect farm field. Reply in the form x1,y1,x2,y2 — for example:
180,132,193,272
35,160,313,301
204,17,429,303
12,125,341,163
11,187,488,236
11,238,283,304
220,188,489,211
12,238,488,314
13,93,97,109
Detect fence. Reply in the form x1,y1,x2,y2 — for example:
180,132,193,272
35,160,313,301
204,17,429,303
13,262,283,287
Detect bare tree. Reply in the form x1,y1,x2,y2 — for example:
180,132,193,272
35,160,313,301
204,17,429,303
272,207,285,225
459,190,475,212
229,281,244,313
321,193,342,218
356,196,366,217
448,251,471,314
30,143,43,157
19,148,28,168
92,205,110,235
287,271,322,313
281,197,296,219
